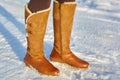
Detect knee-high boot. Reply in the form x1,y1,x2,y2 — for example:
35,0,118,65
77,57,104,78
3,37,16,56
50,1,89,68
24,4,59,76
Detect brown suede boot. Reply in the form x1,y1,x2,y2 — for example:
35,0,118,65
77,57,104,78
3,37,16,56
24,5,59,76
50,1,89,68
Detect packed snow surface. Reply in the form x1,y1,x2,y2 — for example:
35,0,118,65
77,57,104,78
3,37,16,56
0,0,120,80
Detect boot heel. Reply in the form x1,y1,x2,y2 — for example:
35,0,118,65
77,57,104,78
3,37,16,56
50,57,64,63
24,60,30,68
50,57,56,61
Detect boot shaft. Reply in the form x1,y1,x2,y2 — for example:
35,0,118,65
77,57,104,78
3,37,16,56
25,5,50,58
53,1,76,54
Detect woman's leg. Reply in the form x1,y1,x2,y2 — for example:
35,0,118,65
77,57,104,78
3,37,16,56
50,1,89,68
28,0,51,13
24,0,59,76
56,0,75,3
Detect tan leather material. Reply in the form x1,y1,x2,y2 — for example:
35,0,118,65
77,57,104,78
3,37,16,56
56,0,75,3
24,5,59,76
24,54,59,76
26,8,49,58
50,1,89,68
53,2,61,56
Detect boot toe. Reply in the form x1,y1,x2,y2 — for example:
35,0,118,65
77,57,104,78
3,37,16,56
82,61,89,68
62,53,90,68
52,69,59,76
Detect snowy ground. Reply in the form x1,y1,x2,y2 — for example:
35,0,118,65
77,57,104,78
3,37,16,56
0,0,120,80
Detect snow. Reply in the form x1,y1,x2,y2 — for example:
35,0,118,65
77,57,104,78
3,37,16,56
0,0,120,80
